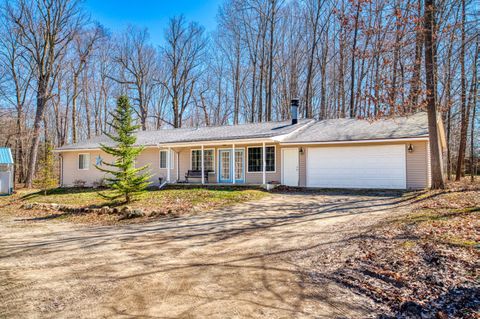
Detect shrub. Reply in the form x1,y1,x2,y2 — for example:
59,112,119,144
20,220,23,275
73,179,87,188
92,178,106,189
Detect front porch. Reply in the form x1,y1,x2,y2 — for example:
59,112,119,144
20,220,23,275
158,141,281,186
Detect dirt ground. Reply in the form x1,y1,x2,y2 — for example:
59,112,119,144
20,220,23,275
0,191,414,318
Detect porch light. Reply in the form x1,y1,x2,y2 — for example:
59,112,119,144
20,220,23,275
408,144,414,153
299,147,305,155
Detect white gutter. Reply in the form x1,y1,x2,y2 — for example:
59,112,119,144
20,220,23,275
279,136,429,145
155,137,277,148
53,144,158,152
53,139,277,153
53,148,102,153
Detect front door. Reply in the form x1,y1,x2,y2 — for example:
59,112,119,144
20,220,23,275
219,149,244,183
282,148,299,186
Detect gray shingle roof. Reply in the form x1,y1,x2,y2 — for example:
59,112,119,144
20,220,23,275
283,112,429,143
56,119,312,151
55,113,429,151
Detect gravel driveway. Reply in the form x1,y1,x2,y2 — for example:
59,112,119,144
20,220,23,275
0,191,411,318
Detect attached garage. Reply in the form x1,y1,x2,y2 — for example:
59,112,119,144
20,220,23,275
306,145,406,189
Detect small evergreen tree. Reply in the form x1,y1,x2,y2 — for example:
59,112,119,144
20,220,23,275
34,143,57,195
96,95,151,203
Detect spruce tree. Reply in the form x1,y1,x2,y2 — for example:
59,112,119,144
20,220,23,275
96,95,151,203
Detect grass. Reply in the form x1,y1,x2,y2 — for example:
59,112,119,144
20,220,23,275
0,186,267,224
18,186,266,208
400,206,480,225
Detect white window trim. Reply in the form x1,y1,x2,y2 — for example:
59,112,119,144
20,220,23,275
216,147,246,183
159,150,174,169
78,153,90,170
246,145,276,173
190,148,215,173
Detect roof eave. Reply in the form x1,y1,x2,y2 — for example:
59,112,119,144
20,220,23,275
54,136,281,152
280,135,430,145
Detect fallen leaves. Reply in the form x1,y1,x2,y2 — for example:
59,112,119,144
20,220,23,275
329,183,480,318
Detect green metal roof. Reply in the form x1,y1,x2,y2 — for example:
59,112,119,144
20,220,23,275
0,147,13,164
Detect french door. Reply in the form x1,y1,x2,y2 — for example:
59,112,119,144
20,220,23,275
219,149,244,183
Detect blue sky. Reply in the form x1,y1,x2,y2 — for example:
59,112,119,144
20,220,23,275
84,0,223,45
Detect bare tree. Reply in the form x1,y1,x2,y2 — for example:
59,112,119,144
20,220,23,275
111,26,157,131
0,10,33,182
0,0,477,188
424,0,445,189
70,25,103,142
304,0,325,119
162,16,206,128
7,0,84,187
407,0,423,110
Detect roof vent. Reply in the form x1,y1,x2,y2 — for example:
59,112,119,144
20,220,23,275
291,98,299,125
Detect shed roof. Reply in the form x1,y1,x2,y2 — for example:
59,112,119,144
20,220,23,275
0,148,13,164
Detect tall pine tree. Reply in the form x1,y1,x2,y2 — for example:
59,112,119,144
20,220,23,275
96,96,151,203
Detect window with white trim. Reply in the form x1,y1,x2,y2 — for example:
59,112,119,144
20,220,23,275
78,154,90,170
191,149,214,171
159,150,174,169
248,146,275,172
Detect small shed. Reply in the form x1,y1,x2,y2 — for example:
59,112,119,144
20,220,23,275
0,148,14,195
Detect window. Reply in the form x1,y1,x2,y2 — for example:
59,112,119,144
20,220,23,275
191,149,214,171
159,150,174,169
248,146,275,172
78,154,90,170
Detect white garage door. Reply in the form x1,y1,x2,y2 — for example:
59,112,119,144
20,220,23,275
307,145,406,189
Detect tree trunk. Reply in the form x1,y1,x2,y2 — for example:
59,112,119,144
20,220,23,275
446,107,452,180
305,0,321,119
85,94,92,139
250,61,257,123
455,0,468,180
138,88,147,130
424,0,445,189
408,0,423,110
15,107,24,183
468,38,478,181
349,1,361,118
443,25,456,180
339,20,346,118
25,80,48,187
471,81,477,182
233,42,241,125
266,0,275,122
390,3,401,114
258,41,265,122
72,74,79,143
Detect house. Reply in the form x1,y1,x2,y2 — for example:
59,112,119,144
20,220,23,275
55,100,446,190
0,147,14,195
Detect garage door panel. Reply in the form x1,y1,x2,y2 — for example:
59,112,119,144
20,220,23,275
307,145,406,189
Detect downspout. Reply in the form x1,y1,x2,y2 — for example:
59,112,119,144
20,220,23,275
59,154,63,188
